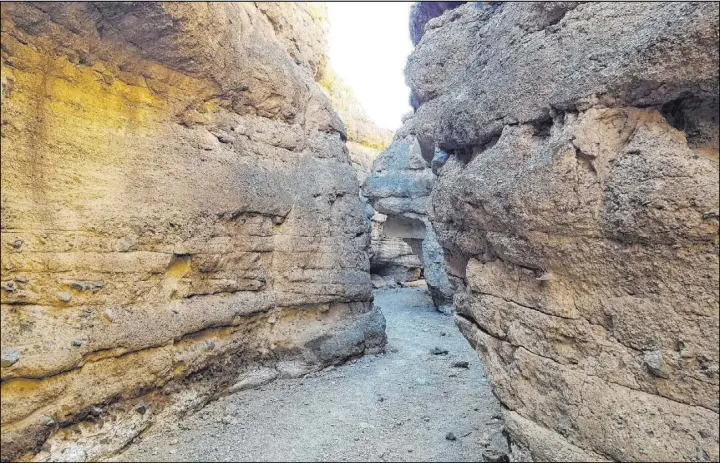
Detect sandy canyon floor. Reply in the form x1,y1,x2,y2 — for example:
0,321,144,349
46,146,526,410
109,288,507,462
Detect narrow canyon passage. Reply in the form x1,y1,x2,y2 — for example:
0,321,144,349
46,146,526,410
108,288,507,462
2,3,717,462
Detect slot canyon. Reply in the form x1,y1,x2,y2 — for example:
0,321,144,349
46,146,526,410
1,2,718,462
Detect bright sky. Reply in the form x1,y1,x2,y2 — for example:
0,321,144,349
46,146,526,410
326,2,414,131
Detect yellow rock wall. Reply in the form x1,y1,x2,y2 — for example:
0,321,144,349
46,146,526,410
0,3,385,461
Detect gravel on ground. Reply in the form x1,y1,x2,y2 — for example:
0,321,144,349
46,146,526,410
108,288,507,462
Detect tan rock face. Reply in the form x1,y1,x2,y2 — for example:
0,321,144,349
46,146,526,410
317,64,396,292
0,3,385,461
406,2,719,461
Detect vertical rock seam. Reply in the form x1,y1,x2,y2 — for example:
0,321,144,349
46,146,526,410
404,2,719,462
0,3,386,461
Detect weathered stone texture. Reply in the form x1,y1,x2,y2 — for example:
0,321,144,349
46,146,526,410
0,3,385,461
407,2,719,461
318,67,394,293
409,1,466,46
364,115,453,309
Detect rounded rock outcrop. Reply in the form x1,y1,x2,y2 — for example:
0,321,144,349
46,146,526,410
405,2,719,461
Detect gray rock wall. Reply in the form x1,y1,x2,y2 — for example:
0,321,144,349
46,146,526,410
363,115,454,309
406,2,719,461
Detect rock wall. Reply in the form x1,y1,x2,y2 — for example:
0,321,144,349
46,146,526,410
409,1,466,46
406,2,719,461
0,3,386,461
364,114,453,309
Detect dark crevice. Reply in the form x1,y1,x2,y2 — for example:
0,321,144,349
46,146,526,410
660,93,719,152
531,116,554,139
455,311,507,341
453,146,474,166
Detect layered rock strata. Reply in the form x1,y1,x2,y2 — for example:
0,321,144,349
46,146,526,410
407,2,719,461
364,115,453,309
0,3,385,461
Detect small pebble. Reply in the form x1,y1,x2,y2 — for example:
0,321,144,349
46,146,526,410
58,292,72,302
482,450,510,462
1,281,15,292
451,361,470,369
446,432,457,441
72,339,82,347
217,135,235,144
430,347,449,355
134,401,147,415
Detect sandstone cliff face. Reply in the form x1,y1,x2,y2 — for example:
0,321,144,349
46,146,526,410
0,3,385,461
406,2,719,461
364,115,453,309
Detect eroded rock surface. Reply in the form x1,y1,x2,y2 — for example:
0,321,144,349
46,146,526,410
0,3,385,461
409,1,466,46
364,115,453,309
406,2,719,461
318,65,394,291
